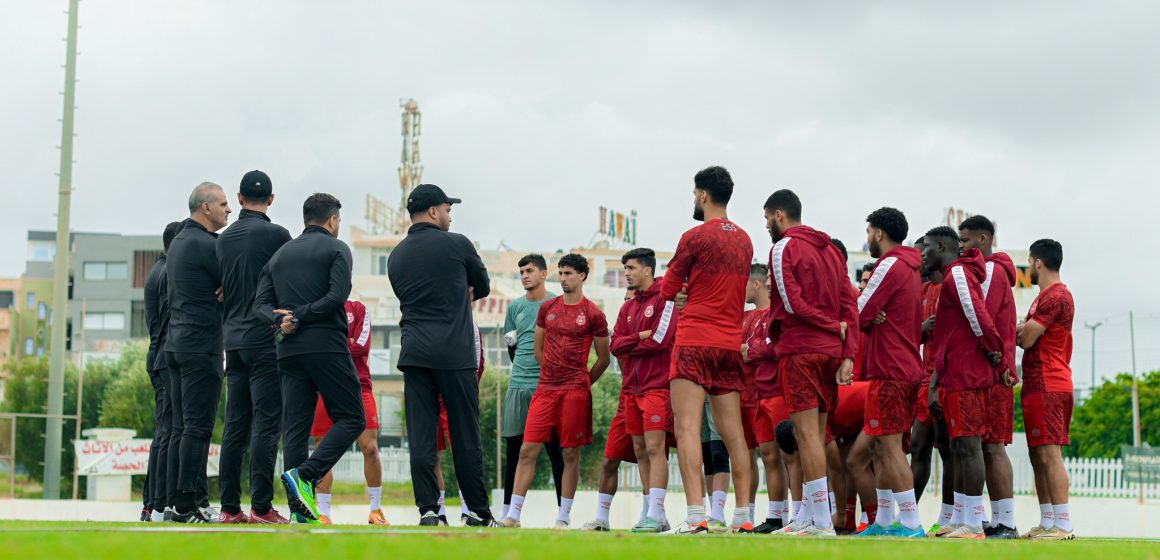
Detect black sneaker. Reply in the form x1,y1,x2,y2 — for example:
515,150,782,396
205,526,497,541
172,509,210,524
419,511,441,527
754,518,784,534
987,524,1019,539
140,508,151,522
463,511,502,527
438,515,449,526
460,513,470,526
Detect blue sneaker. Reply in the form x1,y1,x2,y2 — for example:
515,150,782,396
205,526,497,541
854,523,891,537
280,469,320,522
886,523,926,538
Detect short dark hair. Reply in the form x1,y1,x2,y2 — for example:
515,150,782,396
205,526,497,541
303,193,341,226
862,262,876,274
1029,239,1063,271
557,253,589,279
764,189,802,221
693,166,734,205
750,262,769,280
830,237,849,263
162,221,181,252
621,248,656,273
866,207,908,244
924,225,959,243
518,253,547,271
958,215,995,235
775,420,797,455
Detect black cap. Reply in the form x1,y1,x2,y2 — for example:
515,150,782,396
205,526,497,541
240,170,273,200
407,184,461,215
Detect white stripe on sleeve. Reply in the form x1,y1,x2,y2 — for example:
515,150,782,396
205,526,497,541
772,238,794,314
857,256,897,313
951,265,984,337
981,261,995,302
355,305,372,346
651,301,675,343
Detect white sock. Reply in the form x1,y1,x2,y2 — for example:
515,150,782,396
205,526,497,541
711,491,727,521
769,500,786,521
508,495,525,522
595,493,613,524
438,490,446,517
732,506,750,527
647,488,667,522
829,492,837,516
1053,504,1071,532
794,500,808,525
939,502,954,524
1039,503,1054,529
459,491,470,515
639,494,649,520
895,489,919,530
875,489,895,527
996,498,1015,528
951,492,966,525
966,495,985,528
502,503,509,519
557,497,574,525
981,498,992,528
860,512,868,525
986,500,999,528
317,493,332,517
687,504,707,525
748,503,756,522
367,486,382,512
805,477,832,528
703,496,710,511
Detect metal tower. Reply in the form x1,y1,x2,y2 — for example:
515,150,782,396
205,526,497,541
396,99,422,234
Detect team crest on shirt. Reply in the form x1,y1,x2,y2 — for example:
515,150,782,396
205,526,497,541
644,305,655,318
720,222,737,232
346,312,354,323
869,419,879,429
576,314,586,326
547,314,556,321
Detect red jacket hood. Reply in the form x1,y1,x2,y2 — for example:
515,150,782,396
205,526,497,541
784,224,846,263
947,247,987,281
987,252,1017,287
636,277,663,300
883,245,922,271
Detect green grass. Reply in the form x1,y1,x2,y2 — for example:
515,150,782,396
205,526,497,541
0,523,1157,560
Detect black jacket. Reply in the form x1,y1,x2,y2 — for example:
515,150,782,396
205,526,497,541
253,225,353,359
387,222,489,371
143,255,169,372
165,219,223,354
217,209,292,351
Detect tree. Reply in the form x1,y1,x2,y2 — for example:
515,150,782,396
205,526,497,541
1070,371,1159,459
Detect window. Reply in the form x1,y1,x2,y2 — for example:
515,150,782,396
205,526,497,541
133,251,163,288
83,262,129,281
0,291,13,308
84,312,126,331
603,269,626,289
130,300,148,338
26,292,35,310
38,302,47,320
24,338,33,355
28,241,55,263
372,250,389,276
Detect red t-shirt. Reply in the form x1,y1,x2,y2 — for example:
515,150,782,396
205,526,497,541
1021,283,1075,395
536,296,609,390
829,381,869,439
660,218,753,351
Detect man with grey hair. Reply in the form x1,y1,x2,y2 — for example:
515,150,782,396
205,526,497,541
166,181,230,523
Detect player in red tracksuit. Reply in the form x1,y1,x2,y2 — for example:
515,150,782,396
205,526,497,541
764,189,857,536
610,248,678,533
958,215,1019,538
854,208,925,537
737,263,770,528
310,300,388,526
660,166,754,534
923,227,1013,540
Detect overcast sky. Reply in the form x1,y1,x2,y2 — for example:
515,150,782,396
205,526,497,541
3,1,1159,381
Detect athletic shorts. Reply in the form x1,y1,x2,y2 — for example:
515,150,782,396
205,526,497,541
501,386,537,438
983,383,1015,445
625,389,673,436
311,390,378,437
780,353,841,414
670,346,745,395
941,388,988,439
604,402,637,463
524,388,592,448
1022,392,1073,448
754,396,790,445
914,380,934,426
741,405,759,450
864,379,918,437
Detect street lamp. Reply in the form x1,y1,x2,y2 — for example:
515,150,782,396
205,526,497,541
1084,321,1102,391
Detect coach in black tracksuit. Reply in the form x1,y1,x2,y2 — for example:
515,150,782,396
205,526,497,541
167,182,231,523
216,170,292,522
143,221,180,520
253,193,363,511
387,184,495,526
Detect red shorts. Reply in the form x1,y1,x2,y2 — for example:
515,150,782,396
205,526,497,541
624,390,673,436
941,388,988,439
311,390,378,438
437,406,451,452
741,406,759,450
604,404,637,463
914,378,934,425
754,396,790,445
780,353,841,414
1022,392,1073,448
983,383,1015,445
670,346,745,395
524,388,592,448
864,379,918,436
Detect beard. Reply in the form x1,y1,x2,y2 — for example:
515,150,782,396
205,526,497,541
693,205,704,222
769,223,784,243
1030,269,1039,285
869,238,882,259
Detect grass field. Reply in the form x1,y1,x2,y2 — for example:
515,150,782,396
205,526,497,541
2,523,1158,560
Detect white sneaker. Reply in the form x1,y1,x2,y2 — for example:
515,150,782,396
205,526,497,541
581,520,610,531
792,524,837,537
668,520,709,534
150,510,166,523
500,517,521,528
554,520,570,530
778,520,808,535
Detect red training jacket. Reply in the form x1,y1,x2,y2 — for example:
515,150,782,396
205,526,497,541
983,252,1019,383
856,246,924,383
931,248,1008,391
739,308,765,407
611,279,678,394
745,307,781,400
346,300,373,392
768,225,858,360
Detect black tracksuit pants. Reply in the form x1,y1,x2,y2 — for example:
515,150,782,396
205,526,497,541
143,368,172,512
169,351,223,512
403,367,490,518
219,348,282,514
280,352,364,483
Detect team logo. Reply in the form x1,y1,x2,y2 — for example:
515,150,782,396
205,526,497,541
346,312,354,323
576,314,586,326
1032,428,1041,437
651,415,662,424
644,305,655,318
869,419,880,429
721,223,737,232
547,314,556,321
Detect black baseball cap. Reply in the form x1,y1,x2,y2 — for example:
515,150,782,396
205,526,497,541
240,170,272,199
407,184,461,215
